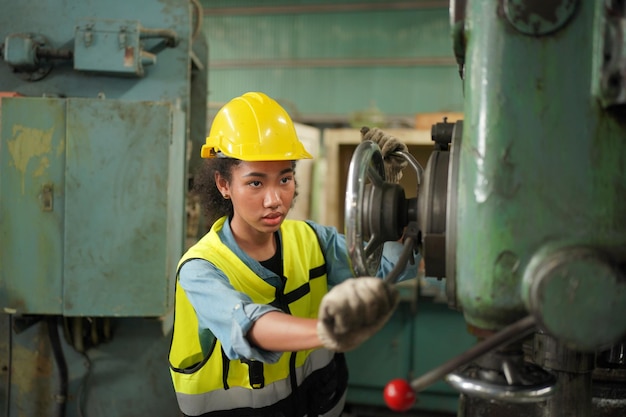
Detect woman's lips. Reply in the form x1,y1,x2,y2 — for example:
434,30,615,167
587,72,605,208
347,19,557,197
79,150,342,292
262,213,283,226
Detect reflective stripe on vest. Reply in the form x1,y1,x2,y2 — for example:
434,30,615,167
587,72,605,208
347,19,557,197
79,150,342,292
169,217,334,415
175,348,335,416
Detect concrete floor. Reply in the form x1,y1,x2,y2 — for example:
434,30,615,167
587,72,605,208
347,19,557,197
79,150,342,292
343,404,455,417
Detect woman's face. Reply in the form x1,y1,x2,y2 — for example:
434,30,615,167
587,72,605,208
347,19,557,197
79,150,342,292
217,160,296,237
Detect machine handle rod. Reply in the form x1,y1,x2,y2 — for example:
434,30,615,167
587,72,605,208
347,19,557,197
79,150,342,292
409,315,537,393
384,236,415,284
393,150,423,185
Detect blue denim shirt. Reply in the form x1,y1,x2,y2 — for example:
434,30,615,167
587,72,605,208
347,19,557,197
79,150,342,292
179,218,418,363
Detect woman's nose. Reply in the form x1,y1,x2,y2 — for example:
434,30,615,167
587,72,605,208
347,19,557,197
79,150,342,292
263,188,281,208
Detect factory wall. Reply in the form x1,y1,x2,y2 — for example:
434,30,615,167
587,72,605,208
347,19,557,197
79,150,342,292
200,0,464,128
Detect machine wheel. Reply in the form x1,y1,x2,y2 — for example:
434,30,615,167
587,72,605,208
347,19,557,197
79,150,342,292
344,140,387,276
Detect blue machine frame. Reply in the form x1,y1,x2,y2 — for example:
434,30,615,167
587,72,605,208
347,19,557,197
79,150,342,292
0,1,207,415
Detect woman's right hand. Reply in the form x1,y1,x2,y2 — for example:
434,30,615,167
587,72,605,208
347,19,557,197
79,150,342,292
317,277,399,352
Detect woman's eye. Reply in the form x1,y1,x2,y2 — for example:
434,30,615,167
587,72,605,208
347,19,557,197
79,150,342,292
249,180,262,188
281,176,293,184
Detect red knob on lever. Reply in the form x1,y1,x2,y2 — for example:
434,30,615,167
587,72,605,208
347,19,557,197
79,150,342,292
383,378,416,412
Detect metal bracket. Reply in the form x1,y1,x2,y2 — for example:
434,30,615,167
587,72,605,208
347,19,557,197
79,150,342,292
595,0,626,107
40,183,54,212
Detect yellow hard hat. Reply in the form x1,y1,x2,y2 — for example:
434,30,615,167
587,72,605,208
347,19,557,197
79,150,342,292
201,92,313,161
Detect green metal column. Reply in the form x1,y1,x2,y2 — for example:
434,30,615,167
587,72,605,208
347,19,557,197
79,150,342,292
455,0,626,347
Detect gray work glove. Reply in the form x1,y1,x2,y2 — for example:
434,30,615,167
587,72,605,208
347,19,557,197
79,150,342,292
317,277,399,352
360,126,408,183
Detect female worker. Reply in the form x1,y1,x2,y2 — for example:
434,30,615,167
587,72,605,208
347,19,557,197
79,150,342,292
168,92,417,417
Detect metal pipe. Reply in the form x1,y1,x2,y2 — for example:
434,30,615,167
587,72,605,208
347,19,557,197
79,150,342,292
209,57,456,69
203,1,448,16
139,28,178,47
384,235,416,284
47,317,68,417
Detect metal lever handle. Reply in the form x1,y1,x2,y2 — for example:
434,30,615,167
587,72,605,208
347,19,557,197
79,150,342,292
383,314,557,412
409,315,538,393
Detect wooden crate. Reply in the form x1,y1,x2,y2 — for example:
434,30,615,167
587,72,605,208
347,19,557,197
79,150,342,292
415,112,464,130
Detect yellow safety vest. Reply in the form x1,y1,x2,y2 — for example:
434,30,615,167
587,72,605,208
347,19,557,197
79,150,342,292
169,217,347,417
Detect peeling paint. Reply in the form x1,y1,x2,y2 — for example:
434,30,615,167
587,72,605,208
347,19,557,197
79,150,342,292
7,125,56,194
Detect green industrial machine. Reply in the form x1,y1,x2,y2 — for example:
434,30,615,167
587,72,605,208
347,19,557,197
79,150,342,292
344,1,626,416
0,1,207,416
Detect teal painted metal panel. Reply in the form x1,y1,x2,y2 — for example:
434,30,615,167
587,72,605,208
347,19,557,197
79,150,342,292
0,97,185,317
411,301,475,410
0,97,66,314
63,99,184,316
346,301,414,382
345,301,415,408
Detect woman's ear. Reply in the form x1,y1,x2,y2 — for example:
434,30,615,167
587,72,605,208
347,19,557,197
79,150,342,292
215,172,230,198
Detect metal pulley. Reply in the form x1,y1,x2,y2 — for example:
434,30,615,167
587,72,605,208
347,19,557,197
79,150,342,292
343,118,463,292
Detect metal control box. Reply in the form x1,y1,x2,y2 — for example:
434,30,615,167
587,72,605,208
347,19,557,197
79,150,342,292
74,18,155,76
